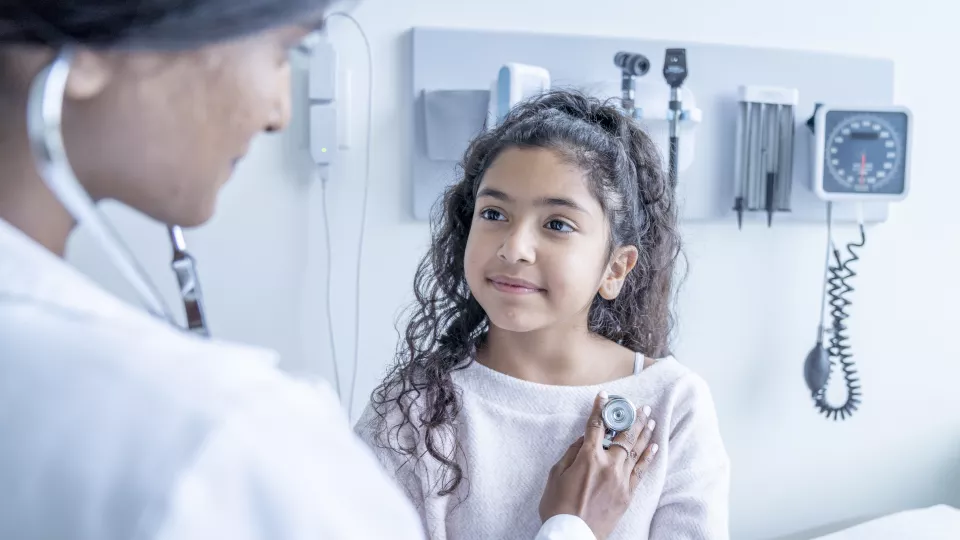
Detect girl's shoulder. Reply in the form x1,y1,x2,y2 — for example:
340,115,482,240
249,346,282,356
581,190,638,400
353,381,459,461
648,354,715,391
618,356,722,433
631,355,710,393
354,388,428,450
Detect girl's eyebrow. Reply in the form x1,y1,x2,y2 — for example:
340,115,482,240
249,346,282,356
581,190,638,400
477,187,588,214
536,196,587,214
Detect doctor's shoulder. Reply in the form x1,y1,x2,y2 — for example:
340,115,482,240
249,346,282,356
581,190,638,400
0,304,425,540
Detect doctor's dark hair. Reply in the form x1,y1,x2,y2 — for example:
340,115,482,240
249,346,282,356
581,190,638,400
367,89,683,498
0,0,332,50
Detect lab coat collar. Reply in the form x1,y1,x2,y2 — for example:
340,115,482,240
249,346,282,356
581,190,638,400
0,217,281,368
0,216,140,322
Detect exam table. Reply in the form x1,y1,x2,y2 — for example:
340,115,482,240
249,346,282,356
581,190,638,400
772,505,960,540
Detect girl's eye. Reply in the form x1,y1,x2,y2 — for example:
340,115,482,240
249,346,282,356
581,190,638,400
545,220,574,233
480,209,506,221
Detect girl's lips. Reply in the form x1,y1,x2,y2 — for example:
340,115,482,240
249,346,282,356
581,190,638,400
488,276,544,294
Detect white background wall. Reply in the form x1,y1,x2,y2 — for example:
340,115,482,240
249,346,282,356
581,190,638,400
67,0,960,538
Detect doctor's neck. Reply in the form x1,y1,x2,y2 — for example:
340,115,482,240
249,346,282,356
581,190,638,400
0,65,75,256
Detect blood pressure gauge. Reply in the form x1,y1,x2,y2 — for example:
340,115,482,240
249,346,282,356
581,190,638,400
809,104,912,202
601,395,636,449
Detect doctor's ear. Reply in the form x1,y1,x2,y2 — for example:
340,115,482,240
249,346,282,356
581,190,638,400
65,50,114,100
598,245,639,300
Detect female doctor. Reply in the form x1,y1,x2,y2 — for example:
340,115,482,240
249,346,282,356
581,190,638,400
0,1,654,539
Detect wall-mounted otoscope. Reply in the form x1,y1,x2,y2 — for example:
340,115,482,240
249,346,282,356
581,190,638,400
614,51,651,119
663,48,688,188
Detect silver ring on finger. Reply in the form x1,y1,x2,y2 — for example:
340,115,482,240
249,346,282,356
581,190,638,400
607,441,631,455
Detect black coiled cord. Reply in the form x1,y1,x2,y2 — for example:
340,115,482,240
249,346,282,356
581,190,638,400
812,224,866,420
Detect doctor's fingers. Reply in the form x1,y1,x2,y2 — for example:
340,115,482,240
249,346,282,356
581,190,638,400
551,436,585,476
621,413,656,476
607,406,653,464
628,442,660,492
583,390,609,450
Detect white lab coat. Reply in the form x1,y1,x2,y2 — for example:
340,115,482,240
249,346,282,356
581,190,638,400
0,217,594,540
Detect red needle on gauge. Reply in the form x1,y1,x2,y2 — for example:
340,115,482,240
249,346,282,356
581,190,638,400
860,153,866,184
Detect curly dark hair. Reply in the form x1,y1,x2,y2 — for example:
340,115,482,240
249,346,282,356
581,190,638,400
369,88,683,498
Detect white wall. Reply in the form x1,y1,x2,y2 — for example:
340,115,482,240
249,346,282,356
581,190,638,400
67,1,960,538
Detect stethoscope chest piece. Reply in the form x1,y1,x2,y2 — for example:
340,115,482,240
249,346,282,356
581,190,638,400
168,226,209,336
601,394,637,449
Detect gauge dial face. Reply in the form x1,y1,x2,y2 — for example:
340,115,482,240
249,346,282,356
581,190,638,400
822,111,908,195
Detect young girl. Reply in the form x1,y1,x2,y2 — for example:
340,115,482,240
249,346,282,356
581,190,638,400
356,90,730,539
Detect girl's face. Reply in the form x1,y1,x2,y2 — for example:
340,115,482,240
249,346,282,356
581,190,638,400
464,147,638,334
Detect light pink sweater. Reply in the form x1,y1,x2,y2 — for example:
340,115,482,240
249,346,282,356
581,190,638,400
356,356,731,540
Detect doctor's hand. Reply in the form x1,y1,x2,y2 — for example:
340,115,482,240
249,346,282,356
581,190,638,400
538,391,658,540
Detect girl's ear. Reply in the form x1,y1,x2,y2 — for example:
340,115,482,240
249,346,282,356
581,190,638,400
599,245,638,300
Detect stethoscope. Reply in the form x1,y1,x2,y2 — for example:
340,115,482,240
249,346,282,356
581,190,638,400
26,48,209,337
601,395,637,449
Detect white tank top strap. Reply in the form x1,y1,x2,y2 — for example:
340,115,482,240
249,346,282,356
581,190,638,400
633,352,644,375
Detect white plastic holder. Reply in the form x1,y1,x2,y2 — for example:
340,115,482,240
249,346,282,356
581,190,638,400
631,85,702,174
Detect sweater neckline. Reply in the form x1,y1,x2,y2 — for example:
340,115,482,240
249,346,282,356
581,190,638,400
452,355,677,415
